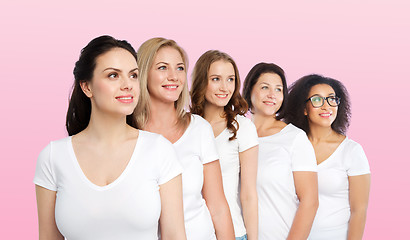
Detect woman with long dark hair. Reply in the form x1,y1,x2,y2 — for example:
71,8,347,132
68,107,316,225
34,35,186,240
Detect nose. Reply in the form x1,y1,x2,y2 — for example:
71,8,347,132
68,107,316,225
267,89,276,99
219,80,228,91
168,68,178,82
321,98,330,109
120,76,133,91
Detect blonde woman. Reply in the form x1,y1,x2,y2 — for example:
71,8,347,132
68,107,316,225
190,50,258,240
137,38,235,240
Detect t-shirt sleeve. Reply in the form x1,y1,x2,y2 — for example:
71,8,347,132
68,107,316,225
346,142,371,176
33,142,57,191
200,121,219,164
291,132,318,172
157,136,183,185
237,117,259,153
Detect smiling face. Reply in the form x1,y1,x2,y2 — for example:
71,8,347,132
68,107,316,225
147,46,186,104
81,47,139,117
305,84,338,128
205,60,235,108
250,72,284,117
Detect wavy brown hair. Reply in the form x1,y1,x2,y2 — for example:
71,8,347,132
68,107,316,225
190,50,248,141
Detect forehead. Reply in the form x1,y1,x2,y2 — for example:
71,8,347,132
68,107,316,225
209,60,235,74
256,72,282,85
154,46,183,63
94,48,137,70
309,84,335,96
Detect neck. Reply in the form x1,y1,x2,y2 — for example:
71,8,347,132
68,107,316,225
203,103,225,124
147,97,179,130
308,124,335,143
83,109,130,144
252,112,278,130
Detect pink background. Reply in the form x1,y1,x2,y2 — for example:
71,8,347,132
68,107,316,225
1,0,409,238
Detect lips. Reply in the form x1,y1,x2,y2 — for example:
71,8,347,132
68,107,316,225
319,112,332,118
162,85,178,90
263,100,276,106
216,94,228,99
115,95,133,103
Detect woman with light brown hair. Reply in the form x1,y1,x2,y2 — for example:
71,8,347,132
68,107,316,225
137,38,234,240
190,50,258,240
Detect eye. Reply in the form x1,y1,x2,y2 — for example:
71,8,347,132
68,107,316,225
211,77,220,81
261,85,268,90
312,96,322,102
158,66,166,70
275,88,282,92
228,77,235,82
130,72,138,79
108,73,118,79
177,66,185,71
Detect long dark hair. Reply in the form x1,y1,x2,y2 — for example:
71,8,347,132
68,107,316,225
66,35,138,136
285,74,351,135
190,50,248,141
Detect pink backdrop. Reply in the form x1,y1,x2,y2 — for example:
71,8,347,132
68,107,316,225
1,0,409,238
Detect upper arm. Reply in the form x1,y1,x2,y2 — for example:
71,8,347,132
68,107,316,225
293,171,318,203
348,174,371,212
202,160,227,211
239,145,258,198
159,174,187,240
35,185,64,240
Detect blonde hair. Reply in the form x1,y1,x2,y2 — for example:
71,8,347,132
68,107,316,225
136,37,190,128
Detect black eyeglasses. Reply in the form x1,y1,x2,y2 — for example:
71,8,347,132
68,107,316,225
306,95,341,108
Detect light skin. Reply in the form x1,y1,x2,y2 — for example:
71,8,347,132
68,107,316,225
36,48,186,240
251,73,318,240
305,84,370,240
203,60,258,240
145,48,235,240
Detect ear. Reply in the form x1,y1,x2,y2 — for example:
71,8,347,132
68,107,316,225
80,81,92,98
304,107,308,116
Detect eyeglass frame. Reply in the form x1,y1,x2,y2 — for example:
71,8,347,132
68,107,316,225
305,95,341,108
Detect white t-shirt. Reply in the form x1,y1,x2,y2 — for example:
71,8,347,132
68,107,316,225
309,137,370,240
33,131,182,240
173,114,220,240
214,115,259,237
257,124,317,240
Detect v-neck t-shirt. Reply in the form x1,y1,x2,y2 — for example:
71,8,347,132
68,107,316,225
172,114,220,240
309,137,370,240
257,124,317,240
34,130,182,240
214,115,259,237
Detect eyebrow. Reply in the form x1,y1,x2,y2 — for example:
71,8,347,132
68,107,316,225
259,82,282,87
155,62,185,66
102,67,138,73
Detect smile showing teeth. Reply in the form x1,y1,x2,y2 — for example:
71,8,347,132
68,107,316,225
163,85,178,89
263,101,275,105
319,113,332,117
216,94,228,98
116,97,132,100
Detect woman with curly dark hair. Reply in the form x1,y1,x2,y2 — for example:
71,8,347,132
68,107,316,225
242,62,318,240
191,50,259,240
285,74,371,240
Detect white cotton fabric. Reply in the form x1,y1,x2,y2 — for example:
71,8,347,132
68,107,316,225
309,137,370,240
33,131,182,240
214,115,259,237
173,114,220,240
257,124,317,240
